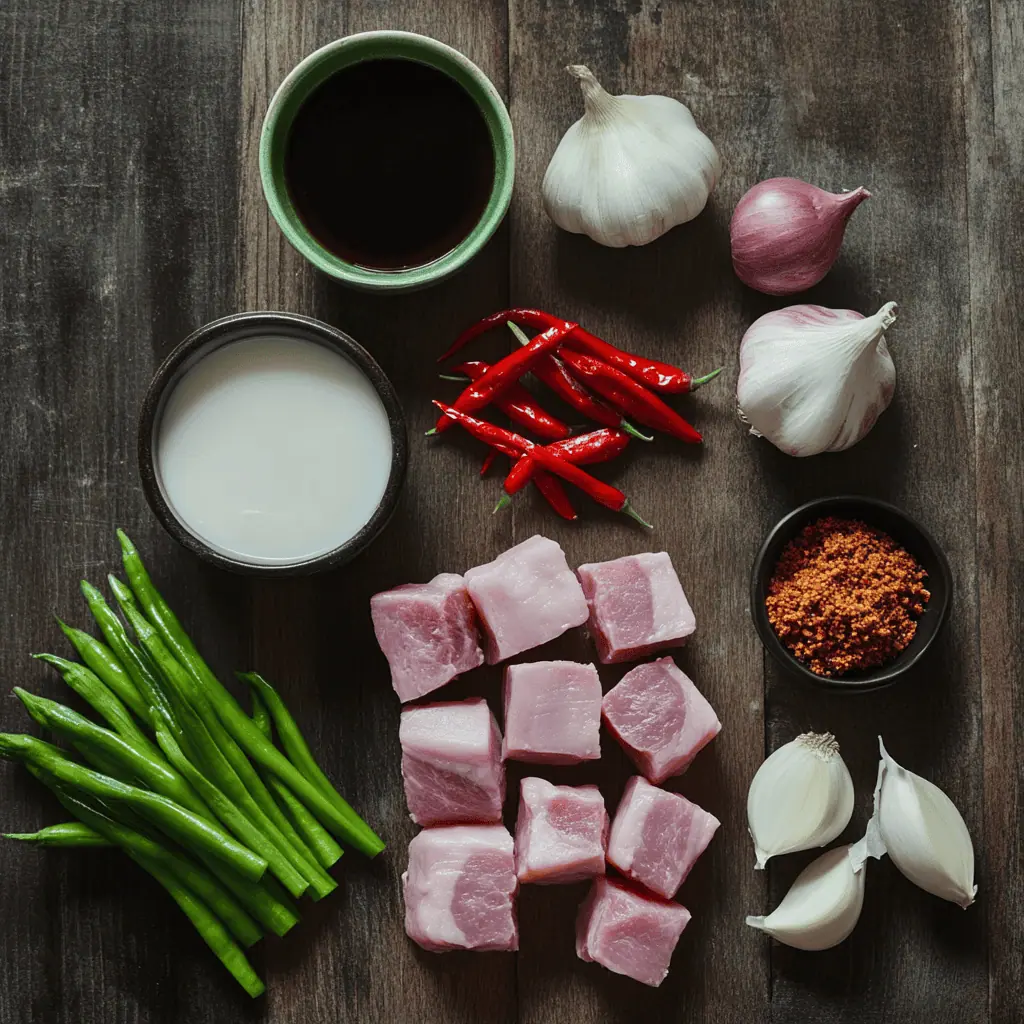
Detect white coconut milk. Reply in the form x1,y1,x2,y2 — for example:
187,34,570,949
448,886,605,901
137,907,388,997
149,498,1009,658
156,335,392,565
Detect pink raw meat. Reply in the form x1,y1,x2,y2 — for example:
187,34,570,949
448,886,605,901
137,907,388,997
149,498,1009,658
503,661,602,765
515,777,608,884
371,573,484,702
400,698,505,826
577,552,696,664
576,876,691,987
602,657,721,784
403,825,518,952
464,535,589,663
607,776,720,899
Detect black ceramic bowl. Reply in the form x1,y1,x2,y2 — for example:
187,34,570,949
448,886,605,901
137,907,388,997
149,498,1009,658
750,496,952,691
138,311,408,576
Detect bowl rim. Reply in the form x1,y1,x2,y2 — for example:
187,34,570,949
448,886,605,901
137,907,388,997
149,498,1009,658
749,495,952,691
259,30,515,292
137,310,408,576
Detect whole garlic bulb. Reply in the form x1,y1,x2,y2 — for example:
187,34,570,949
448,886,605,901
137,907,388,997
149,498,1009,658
736,302,898,457
542,66,721,248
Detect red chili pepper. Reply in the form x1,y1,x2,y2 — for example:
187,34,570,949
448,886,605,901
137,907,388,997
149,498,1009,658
504,323,652,442
483,427,626,475
559,350,703,444
441,308,720,394
548,427,631,464
435,406,577,519
478,448,576,520
430,320,576,435
505,453,538,496
531,471,578,521
433,403,650,527
457,419,576,519
504,429,629,496
505,428,631,496
563,328,721,394
446,361,570,441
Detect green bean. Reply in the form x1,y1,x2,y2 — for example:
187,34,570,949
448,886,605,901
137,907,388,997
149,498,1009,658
4,821,110,847
42,780,263,950
159,712,335,899
238,672,353,822
148,859,266,995
115,594,330,892
248,695,341,869
43,754,297,936
82,580,174,723
249,687,273,740
202,861,298,938
33,654,161,762
153,722,310,900
0,734,267,882
117,530,383,856
56,620,150,725
265,772,343,870
15,689,212,821
250,692,343,869
145,856,265,996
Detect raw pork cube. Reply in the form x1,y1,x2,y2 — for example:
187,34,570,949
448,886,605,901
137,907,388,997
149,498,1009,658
602,657,721,784
403,825,518,952
515,778,608,884
577,552,696,664
607,776,720,899
503,661,601,764
400,698,505,827
576,876,691,987
371,573,484,702
464,535,589,663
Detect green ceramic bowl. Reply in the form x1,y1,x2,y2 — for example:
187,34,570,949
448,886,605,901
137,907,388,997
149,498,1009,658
260,31,514,292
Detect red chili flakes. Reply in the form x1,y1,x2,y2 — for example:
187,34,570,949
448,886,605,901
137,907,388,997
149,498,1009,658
765,516,930,677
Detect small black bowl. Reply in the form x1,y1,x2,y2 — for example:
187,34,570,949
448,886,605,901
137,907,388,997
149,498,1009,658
750,496,952,691
138,311,408,576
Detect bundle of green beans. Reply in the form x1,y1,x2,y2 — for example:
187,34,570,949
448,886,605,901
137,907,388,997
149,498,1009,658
0,531,384,997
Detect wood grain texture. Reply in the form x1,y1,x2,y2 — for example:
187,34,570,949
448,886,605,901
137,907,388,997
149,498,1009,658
236,3,514,1022
756,1,987,1022
963,0,1024,1020
1,0,1020,1021
0,2,245,1023
507,1,768,1022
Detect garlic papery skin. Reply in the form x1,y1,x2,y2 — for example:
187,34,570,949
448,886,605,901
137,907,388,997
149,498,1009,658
736,301,898,457
730,178,871,295
746,845,866,951
747,731,855,869
541,65,721,248
875,737,977,908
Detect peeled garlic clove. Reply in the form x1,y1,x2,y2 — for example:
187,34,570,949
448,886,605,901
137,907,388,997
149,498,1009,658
736,302,898,457
541,65,721,248
747,731,854,869
875,737,977,908
746,844,866,951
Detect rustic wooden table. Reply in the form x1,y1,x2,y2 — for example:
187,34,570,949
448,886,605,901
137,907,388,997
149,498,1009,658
1,0,1021,1021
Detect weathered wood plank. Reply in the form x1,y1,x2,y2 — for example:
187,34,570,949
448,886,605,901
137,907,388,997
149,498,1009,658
0,1,243,1023
0,0,1013,1020
758,1,986,1021
508,2,769,1021
963,0,1024,1020
236,3,515,1022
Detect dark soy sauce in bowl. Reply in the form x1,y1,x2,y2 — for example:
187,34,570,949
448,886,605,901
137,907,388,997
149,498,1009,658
284,58,495,271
